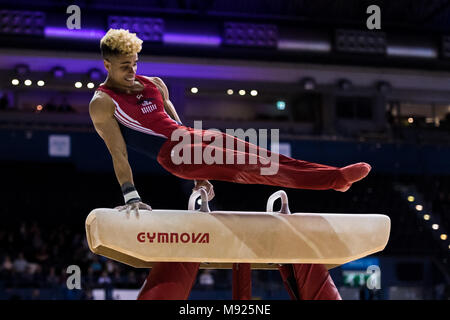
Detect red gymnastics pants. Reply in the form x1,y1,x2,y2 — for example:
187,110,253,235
137,262,341,300
137,127,345,300
156,127,350,190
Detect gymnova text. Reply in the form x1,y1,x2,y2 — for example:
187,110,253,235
169,121,280,175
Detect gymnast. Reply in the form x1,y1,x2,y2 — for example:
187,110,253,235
89,28,372,300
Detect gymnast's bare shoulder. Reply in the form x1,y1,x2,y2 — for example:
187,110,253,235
88,91,123,144
89,90,115,117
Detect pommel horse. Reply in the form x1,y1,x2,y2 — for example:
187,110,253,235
85,189,391,299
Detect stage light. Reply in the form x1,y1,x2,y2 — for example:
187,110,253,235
335,29,386,54
108,16,164,42
36,105,43,111
301,77,316,90
51,66,66,79
88,68,103,81
190,87,198,94
277,101,286,110
24,79,32,86
87,82,95,89
227,89,234,95
197,198,202,205
423,214,430,221
408,117,414,124
37,80,45,87
239,90,246,96
250,90,258,96
377,81,392,94
407,196,415,202
11,79,19,85
415,205,423,211
432,224,439,230
75,82,82,88
14,64,30,76
337,79,352,91
441,234,447,240
223,22,278,48
0,10,45,36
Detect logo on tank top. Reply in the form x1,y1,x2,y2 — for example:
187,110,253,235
140,99,157,114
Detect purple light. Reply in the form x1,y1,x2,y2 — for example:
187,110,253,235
45,27,104,41
163,33,221,47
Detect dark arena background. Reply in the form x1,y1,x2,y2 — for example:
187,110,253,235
0,0,449,302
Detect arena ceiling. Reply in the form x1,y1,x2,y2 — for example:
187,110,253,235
1,0,450,32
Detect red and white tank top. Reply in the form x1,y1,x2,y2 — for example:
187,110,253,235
96,75,181,138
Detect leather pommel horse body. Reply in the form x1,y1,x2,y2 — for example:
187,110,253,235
85,189,391,298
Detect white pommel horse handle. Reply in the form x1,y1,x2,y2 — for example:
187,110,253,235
188,188,211,213
266,190,291,214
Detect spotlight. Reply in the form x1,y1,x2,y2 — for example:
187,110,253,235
223,22,278,48
300,77,316,90
238,90,246,96
24,79,32,86
87,82,95,89
51,66,66,79
227,89,234,95
197,198,202,205
423,214,430,221
14,64,30,76
408,117,414,124
432,224,439,230
37,80,45,87
190,87,198,94
75,82,82,88
88,68,103,81
376,81,391,94
335,29,386,55
415,205,423,211
277,100,286,110
407,196,415,202
337,79,352,91
250,90,258,96
441,234,447,240
36,105,43,111
11,79,19,85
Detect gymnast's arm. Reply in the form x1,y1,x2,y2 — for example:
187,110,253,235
89,93,133,186
89,92,151,211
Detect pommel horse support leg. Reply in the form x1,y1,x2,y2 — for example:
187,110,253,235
86,189,391,300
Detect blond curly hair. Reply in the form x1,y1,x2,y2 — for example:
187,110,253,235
100,28,143,58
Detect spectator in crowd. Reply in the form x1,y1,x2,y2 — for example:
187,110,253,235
46,267,60,288
111,270,124,287
105,260,116,274
2,256,13,272
44,97,57,112
0,92,9,110
13,253,28,273
84,267,96,288
89,256,102,274
57,97,74,113
198,269,215,290
98,271,112,286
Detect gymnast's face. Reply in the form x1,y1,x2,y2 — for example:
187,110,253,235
103,53,138,88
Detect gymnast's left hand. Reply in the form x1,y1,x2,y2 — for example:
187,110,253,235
193,180,215,201
115,201,152,215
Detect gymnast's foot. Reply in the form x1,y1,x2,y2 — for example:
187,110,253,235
334,162,372,192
